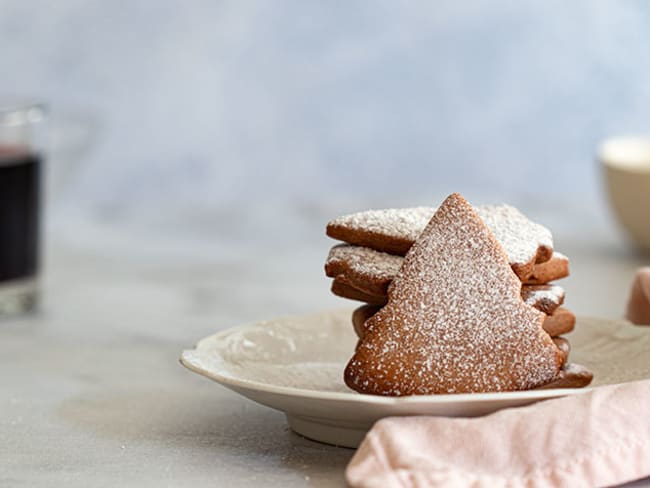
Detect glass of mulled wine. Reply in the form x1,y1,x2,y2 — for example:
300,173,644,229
0,99,46,315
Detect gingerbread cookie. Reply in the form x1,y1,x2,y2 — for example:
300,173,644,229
331,276,387,306
351,304,382,339
524,252,569,285
521,285,565,315
332,272,565,316
552,337,571,365
330,274,389,306
327,207,432,256
325,245,401,297
327,205,553,280
345,193,563,395
351,305,576,341
534,363,593,390
477,205,553,276
542,308,576,336
327,244,569,303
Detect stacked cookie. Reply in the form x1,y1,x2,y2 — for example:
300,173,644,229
324,199,591,393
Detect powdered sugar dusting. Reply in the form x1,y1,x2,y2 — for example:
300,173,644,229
553,252,568,262
344,193,561,395
327,244,565,313
476,205,553,265
522,285,565,306
521,285,565,315
329,207,434,243
328,205,554,271
326,245,402,282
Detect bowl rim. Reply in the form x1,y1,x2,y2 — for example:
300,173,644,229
599,135,650,174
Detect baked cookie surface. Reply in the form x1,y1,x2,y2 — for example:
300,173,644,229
345,194,563,395
327,205,553,280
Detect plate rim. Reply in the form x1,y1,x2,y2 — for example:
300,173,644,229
180,310,589,405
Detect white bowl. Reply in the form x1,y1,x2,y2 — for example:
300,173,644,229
600,136,650,250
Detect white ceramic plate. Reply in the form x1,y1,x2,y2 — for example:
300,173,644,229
180,309,650,448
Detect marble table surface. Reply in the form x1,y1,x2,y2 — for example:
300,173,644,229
2,207,650,487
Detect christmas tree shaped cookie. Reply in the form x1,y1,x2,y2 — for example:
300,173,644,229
344,193,563,395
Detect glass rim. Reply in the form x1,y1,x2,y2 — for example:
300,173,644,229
0,98,47,126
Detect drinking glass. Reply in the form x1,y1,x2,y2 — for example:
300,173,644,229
0,99,46,315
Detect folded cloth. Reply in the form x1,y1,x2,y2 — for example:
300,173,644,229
627,267,650,326
346,380,650,488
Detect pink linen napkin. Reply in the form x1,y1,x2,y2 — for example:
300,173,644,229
627,267,650,326
346,380,650,488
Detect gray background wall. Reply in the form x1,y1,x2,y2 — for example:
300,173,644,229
3,1,650,215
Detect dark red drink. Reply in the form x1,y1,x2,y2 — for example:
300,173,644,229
0,146,41,283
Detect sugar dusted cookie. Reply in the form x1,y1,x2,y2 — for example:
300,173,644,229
352,305,576,342
535,363,593,390
542,307,575,336
552,337,571,365
476,205,553,276
327,207,434,256
327,205,553,280
325,245,402,297
521,285,565,315
332,266,565,315
325,246,401,299
331,276,387,306
351,304,382,339
524,252,569,285
344,193,563,395
326,245,566,293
